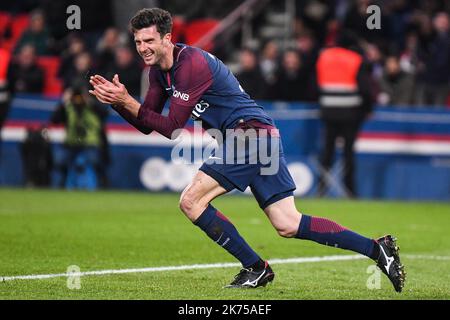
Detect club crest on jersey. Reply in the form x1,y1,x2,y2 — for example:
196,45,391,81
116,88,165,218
191,100,210,119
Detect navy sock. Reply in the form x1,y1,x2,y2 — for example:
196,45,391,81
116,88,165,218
194,204,261,268
296,214,377,259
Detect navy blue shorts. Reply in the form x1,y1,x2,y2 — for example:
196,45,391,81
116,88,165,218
199,125,296,209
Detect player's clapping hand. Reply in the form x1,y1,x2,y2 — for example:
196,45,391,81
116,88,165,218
89,74,130,107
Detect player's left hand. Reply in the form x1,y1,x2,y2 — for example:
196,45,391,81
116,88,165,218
89,74,130,107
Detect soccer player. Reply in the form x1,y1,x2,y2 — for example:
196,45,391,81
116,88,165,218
89,8,405,292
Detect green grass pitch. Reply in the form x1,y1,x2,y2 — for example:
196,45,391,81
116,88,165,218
0,188,449,300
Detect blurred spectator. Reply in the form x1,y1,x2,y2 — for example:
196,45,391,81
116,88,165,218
235,48,267,100
105,45,142,97
76,0,114,34
363,42,384,99
364,42,384,81
38,1,72,43
259,40,279,86
7,44,44,94
296,31,319,100
51,87,109,190
316,34,373,197
0,48,12,153
272,49,311,101
383,0,412,51
14,9,52,56
58,34,87,81
96,27,127,75
324,19,341,47
297,31,318,69
416,12,450,106
58,0,114,50
296,0,335,45
378,55,415,106
21,127,53,187
399,32,419,74
343,0,387,44
62,51,94,91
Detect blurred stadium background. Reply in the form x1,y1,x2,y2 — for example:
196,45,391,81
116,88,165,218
0,0,449,199
0,0,449,300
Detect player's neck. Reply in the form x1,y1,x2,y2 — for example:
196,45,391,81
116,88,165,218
159,42,175,71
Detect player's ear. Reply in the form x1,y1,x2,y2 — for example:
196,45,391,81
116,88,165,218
163,33,172,45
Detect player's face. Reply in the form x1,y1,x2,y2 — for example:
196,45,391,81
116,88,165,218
134,26,170,66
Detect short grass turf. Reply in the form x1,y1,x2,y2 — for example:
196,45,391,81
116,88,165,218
0,188,449,300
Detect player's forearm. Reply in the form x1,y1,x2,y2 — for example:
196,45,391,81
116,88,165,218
136,111,181,139
137,103,193,139
112,99,152,135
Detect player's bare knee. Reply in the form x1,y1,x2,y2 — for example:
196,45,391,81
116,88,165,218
180,191,207,221
276,225,297,238
179,192,196,217
272,212,300,238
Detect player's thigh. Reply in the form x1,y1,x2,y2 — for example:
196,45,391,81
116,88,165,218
179,170,227,220
263,196,302,238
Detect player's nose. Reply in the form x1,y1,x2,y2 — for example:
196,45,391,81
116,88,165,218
137,43,148,54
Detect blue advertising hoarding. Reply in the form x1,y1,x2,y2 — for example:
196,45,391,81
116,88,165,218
1,95,449,201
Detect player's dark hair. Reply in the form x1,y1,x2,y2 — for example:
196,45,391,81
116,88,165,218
130,8,172,37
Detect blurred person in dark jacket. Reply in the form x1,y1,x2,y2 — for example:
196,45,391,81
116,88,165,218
272,49,311,101
235,48,267,100
105,45,142,97
259,40,279,86
58,34,87,81
96,27,124,75
7,44,44,94
14,9,53,56
416,12,450,106
378,55,414,106
21,127,53,187
297,31,319,77
62,51,94,91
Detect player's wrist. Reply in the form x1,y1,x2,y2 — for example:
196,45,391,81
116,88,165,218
120,95,141,117
112,94,130,109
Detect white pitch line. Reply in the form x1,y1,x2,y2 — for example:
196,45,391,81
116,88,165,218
403,254,450,261
1,254,448,282
0,255,364,282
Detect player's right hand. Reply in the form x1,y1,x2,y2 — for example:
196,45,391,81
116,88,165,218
89,74,131,108
89,75,117,104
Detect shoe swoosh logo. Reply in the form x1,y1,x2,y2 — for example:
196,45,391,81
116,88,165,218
380,245,394,274
242,269,266,287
